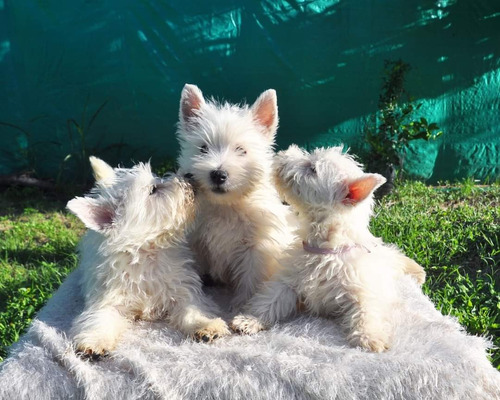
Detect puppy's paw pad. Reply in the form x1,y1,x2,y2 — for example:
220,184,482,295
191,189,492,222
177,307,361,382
194,318,230,343
75,347,110,362
230,315,265,335
74,334,115,361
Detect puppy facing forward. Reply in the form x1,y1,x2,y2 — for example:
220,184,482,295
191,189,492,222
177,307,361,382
231,145,425,352
175,85,296,309
67,157,229,359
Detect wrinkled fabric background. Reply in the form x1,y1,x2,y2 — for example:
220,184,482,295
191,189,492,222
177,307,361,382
0,0,499,182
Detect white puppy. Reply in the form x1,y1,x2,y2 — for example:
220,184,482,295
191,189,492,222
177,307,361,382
175,85,296,309
67,157,229,359
231,145,425,352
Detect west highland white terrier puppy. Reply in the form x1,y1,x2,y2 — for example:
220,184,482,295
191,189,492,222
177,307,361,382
175,84,296,309
67,157,230,359
231,145,426,352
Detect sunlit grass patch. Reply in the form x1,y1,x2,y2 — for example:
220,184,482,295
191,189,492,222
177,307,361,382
371,181,499,369
0,188,84,361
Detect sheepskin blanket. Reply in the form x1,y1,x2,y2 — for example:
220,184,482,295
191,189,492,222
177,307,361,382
1,268,499,400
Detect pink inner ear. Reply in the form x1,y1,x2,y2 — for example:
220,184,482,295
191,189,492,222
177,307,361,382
181,85,204,122
343,175,383,205
252,90,277,131
92,204,114,230
67,197,114,232
255,102,275,129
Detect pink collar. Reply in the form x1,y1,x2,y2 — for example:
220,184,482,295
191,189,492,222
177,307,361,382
302,241,371,255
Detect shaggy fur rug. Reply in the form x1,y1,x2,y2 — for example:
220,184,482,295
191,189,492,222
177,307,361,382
1,268,499,400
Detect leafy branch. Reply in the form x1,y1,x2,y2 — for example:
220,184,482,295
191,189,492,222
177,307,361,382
364,60,443,176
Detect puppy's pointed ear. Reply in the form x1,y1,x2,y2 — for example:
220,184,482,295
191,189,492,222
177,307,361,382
251,89,278,139
89,156,115,184
342,174,386,205
67,197,114,233
180,84,205,124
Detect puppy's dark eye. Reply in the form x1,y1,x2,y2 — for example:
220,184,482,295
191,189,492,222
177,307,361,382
236,146,247,155
150,185,158,195
306,162,316,175
200,144,209,154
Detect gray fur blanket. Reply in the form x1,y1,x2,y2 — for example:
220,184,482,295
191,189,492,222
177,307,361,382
1,268,499,400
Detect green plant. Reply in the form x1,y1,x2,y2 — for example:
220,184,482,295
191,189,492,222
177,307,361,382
364,60,443,176
57,99,109,186
153,158,178,177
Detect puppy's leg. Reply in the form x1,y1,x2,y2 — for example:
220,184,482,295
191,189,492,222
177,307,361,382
169,299,230,343
400,255,426,285
231,279,298,335
71,306,130,358
344,298,391,353
230,247,280,310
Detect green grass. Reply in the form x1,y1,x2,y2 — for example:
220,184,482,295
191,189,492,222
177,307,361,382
0,187,84,360
371,181,499,369
0,181,498,369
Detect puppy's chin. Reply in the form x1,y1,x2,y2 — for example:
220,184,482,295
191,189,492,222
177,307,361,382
203,184,245,205
208,186,233,203
211,186,228,195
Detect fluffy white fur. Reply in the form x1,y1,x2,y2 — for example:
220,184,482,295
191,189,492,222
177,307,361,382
232,145,426,352
175,85,296,308
67,157,229,357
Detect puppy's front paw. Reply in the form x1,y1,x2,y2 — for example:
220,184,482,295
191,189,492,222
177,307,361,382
349,333,390,353
74,341,112,361
193,318,231,343
75,347,110,362
73,333,116,361
230,314,266,335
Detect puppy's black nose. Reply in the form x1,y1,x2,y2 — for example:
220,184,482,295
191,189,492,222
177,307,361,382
210,170,228,185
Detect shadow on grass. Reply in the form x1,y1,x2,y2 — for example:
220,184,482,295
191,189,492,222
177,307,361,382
0,186,88,217
3,244,78,266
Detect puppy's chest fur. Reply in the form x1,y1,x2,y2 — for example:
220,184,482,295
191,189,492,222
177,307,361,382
81,235,199,320
286,247,397,316
192,196,291,283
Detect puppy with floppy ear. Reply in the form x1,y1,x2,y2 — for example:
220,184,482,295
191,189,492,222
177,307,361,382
68,157,230,359
232,145,425,352
175,85,297,309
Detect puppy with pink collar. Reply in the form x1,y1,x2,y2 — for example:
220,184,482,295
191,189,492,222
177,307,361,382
231,145,425,352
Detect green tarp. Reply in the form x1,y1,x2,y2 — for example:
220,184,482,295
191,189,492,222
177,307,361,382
1,0,498,182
